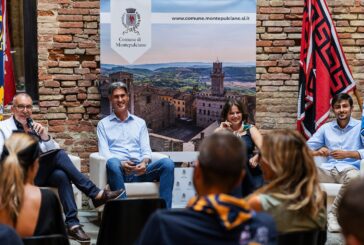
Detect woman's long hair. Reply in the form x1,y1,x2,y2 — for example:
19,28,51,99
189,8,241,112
257,129,324,217
0,133,40,225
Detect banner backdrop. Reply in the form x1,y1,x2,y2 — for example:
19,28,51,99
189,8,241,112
297,0,356,139
100,0,256,150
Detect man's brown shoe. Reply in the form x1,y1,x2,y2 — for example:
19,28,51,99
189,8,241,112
67,225,90,243
91,189,125,208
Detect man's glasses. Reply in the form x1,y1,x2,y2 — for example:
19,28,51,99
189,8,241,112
15,104,33,110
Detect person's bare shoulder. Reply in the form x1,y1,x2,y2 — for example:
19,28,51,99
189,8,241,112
247,194,263,211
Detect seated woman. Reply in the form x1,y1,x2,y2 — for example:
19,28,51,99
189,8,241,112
216,98,263,196
0,133,66,238
247,129,327,233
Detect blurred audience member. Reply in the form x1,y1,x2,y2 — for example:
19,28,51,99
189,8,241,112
138,132,277,245
0,133,66,238
338,179,364,245
248,129,326,233
0,224,23,245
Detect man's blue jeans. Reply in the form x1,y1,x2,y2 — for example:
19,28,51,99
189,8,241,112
106,157,174,208
35,150,101,228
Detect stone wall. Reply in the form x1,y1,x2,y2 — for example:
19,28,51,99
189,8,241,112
37,0,100,171
35,0,364,171
256,0,364,132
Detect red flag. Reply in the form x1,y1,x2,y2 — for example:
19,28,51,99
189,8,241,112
297,0,356,139
2,0,16,106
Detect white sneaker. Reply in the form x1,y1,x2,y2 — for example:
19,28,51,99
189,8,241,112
327,212,341,233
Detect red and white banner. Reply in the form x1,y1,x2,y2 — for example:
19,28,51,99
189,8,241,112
297,0,356,139
1,0,16,107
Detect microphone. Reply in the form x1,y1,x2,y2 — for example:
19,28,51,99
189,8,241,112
26,117,40,137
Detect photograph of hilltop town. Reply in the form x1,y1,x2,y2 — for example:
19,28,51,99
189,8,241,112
99,61,256,151
100,0,256,151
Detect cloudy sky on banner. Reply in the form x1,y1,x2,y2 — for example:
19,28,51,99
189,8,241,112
100,0,256,65
101,24,256,65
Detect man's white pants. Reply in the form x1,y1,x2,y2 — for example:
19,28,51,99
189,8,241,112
318,166,360,215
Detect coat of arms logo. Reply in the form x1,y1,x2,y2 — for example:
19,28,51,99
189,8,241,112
122,8,141,35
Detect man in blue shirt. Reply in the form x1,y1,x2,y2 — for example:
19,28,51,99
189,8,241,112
97,82,174,208
137,132,277,245
307,93,363,232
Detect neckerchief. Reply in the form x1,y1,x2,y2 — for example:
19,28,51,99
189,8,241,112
187,194,252,230
233,123,252,137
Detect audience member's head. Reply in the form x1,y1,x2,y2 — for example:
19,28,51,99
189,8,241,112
0,133,40,225
338,179,364,245
258,129,324,216
194,132,246,194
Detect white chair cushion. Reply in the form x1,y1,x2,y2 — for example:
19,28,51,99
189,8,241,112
125,182,160,198
315,156,364,197
89,152,168,198
320,183,342,197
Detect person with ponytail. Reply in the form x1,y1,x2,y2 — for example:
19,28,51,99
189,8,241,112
0,133,66,238
247,129,327,233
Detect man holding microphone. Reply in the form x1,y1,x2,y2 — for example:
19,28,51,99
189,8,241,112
0,93,122,243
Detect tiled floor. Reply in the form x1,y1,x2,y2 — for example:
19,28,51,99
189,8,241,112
70,210,344,245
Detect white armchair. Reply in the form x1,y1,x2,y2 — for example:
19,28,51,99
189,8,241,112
89,152,169,200
68,154,82,208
